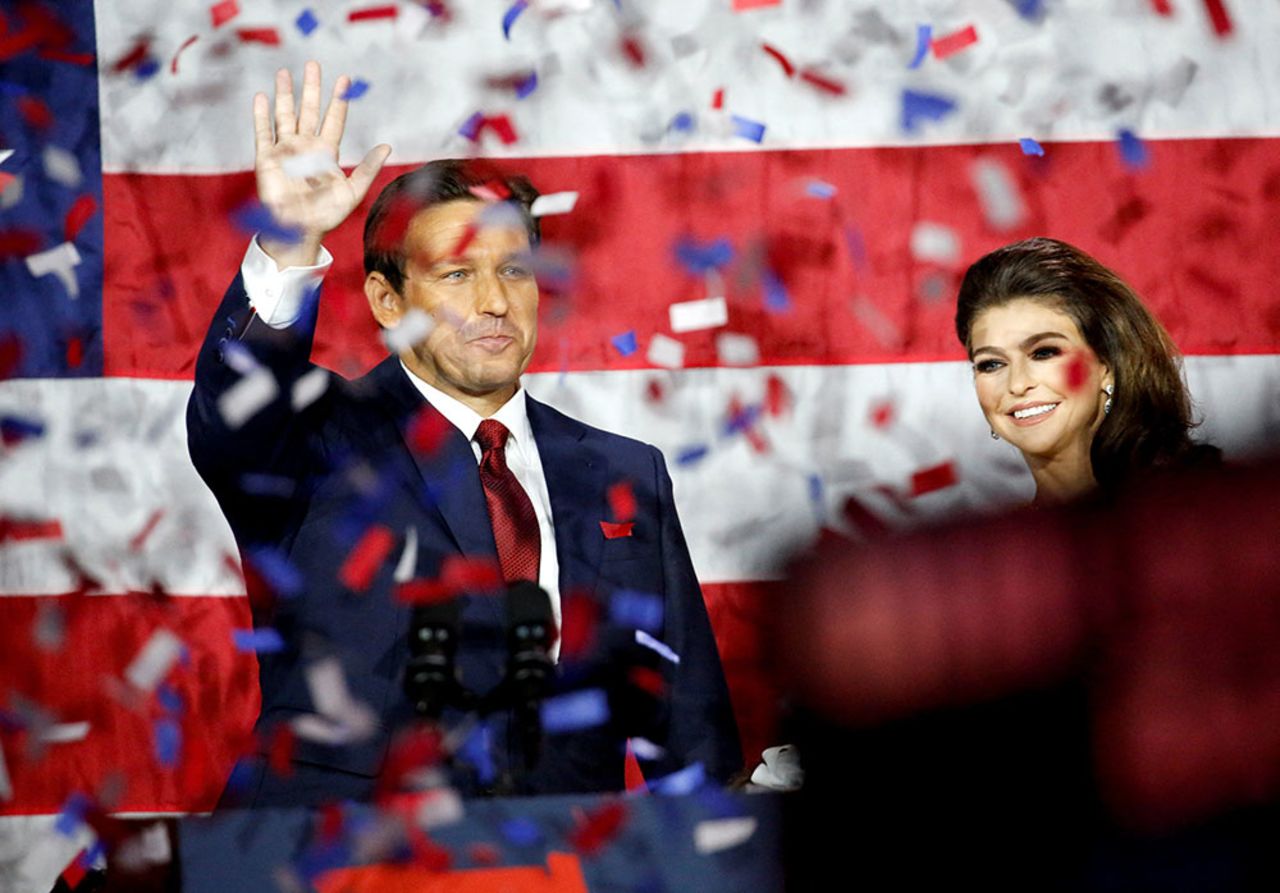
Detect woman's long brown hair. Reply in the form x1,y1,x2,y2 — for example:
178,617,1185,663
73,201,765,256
955,237,1217,491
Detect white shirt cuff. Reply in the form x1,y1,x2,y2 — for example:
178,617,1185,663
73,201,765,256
240,235,334,328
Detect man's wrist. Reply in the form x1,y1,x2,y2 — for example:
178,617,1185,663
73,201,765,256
259,234,326,271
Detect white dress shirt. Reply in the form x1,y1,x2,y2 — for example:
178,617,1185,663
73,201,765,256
239,237,563,654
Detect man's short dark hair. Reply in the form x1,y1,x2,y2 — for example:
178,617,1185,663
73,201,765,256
362,158,541,294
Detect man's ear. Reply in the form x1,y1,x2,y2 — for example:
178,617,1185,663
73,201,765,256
365,271,405,328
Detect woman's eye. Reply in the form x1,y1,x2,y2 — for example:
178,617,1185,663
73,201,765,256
1031,345,1061,360
974,359,1003,374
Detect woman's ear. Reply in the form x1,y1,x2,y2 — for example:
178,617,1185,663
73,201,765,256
365,272,404,328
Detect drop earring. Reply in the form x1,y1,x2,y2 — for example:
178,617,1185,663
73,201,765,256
990,429,999,440
1103,383,1114,416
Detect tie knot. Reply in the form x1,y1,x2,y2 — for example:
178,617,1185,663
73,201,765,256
474,419,510,453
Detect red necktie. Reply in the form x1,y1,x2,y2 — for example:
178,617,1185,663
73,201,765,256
474,419,541,584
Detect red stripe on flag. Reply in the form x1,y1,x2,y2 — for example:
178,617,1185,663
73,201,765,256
102,137,1280,380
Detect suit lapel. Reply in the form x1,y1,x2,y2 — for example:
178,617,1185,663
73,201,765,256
527,395,608,595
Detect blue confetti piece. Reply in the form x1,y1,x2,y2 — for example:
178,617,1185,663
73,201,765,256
676,444,709,466
808,473,824,506
1012,0,1045,20
649,761,705,796
458,111,485,141
673,235,734,274
515,71,538,99
155,718,181,767
762,270,791,313
157,683,184,715
79,840,106,869
610,330,638,357
500,817,544,847
231,200,303,245
54,793,89,837
542,688,610,734
723,403,763,437
296,9,319,36
135,58,160,81
244,547,304,597
239,473,296,498
502,0,529,40
1019,137,1045,156
669,111,695,133
460,721,496,785
233,627,286,653
902,89,957,133
730,115,766,143
805,179,837,199
610,589,663,634
1,415,45,444
340,79,370,101
908,24,932,69
1117,128,1149,169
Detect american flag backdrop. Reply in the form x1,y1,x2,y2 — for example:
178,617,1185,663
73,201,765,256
2,0,1280,886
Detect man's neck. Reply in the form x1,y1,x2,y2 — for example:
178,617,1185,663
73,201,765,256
400,354,518,418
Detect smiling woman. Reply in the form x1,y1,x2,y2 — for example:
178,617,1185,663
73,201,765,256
955,238,1219,505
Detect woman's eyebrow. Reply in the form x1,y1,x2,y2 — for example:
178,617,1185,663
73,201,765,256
1019,331,1068,350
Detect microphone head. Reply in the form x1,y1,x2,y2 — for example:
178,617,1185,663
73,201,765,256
506,580,554,648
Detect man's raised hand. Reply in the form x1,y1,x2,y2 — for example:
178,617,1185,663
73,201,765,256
252,60,392,268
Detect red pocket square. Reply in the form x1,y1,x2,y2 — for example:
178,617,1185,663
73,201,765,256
599,520,634,539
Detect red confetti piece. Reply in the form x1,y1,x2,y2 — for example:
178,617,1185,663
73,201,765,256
569,800,628,855
607,481,636,523
799,68,848,96
18,95,53,130
910,461,959,497
371,194,420,252
559,590,600,659
629,666,665,698
600,521,634,540
448,220,479,258
1064,349,1091,392
1202,0,1233,37
0,172,15,196
376,726,446,797
468,843,501,866
38,48,94,66
0,335,21,380
645,379,666,404
406,405,452,454
318,802,344,843
1151,0,1174,14
408,828,453,872
64,194,97,242
764,373,790,417
266,724,295,777
210,0,239,28
841,495,890,539
931,24,979,60
469,179,512,201
171,34,199,74
339,525,396,591
349,4,398,21
732,0,781,9
760,43,795,78
0,518,64,541
395,555,503,604
711,88,725,110
128,510,165,552
483,114,518,145
110,38,151,73
619,34,646,67
869,400,895,429
236,28,282,46
0,229,43,258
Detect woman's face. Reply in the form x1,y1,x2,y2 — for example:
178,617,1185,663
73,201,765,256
969,298,1113,463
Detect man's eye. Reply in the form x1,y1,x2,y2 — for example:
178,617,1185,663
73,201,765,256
501,265,531,278
974,359,1003,374
441,269,467,281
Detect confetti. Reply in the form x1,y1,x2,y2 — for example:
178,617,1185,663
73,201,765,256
232,627,285,653
715,332,759,367
760,43,795,78
629,737,665,761
762,269,791,312
128,509,165,552
910,460,959,496
676,444,709,466
669,111,696,133
55,793,90,836
154,718,181,767
908,24,932,69
218,367,278,428
396,555,503,603
909,221,961,266
610,590,662,634
610,330,637,357
1019,137,1045,156
529,191,579,217
502,0,529,40
291,366,330,411
569,801,627,855
646,333,685,369
514,71,538,99
1151,0,1173,12
348,4,397,21
281,151,339,179
805,179,837,199
210,0,239,28
765,373,791,416
635,630,680,664
669,296,728,333
500,816,543,847
694,816,758,853
649,762,705,795
460,721,496,785
607,481,636,522
231,199,302,244
1,415,45,445
383,308,435,353
1117,128,1150,169
971,158,1027,231
339,525,396,591
901,89,957,132
1203,0,1234,37
406,405,453,454
0,149,12,166
42,146,81,187
1065,349,1091,391
340,79,370,101
674,236,733,274
296,9,319,36
168,35,199,75
542,688,610,733
599,520,634,539
125,629,184,693
931,24,979,60
297,657,377,743
267,724,296,776
40,722,90,743
243,547,304,597
799,69,847,96
236,28,282,46
730,115,766,143
0,743,11,802
869,399,895,429
393,526,418,583
732,0,781,9
25,242,82,297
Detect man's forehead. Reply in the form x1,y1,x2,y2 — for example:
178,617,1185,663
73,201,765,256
406,198,529,248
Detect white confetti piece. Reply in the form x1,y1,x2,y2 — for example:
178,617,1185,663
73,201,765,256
694,816,758,854
628,737,666,760
646,333,685,369
970,158,1026,231
382,308,435,354
393,526,418,583
294,657,377,744
0,741,11,802
125,629,184,693
25,242,82,298
42,145,82,187
0,173,22,209
635,629,680,664
530,191,579,217
909,221,962,266
669,295,728,333
0,148,13,166
281,151,340,180
40,722,90,744
415,787,464,829
715,332,759,367
290,367,330,412
218,367,278,428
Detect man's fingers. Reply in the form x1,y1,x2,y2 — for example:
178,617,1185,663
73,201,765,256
252,92,273,158
347,144,393,204
273,68,297,137
318,75,352,150
297,60,323,136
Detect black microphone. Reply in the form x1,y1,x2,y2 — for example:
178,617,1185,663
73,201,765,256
404,598,464,719
504,580,555,771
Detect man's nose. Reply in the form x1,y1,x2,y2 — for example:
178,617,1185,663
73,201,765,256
474,269,510,316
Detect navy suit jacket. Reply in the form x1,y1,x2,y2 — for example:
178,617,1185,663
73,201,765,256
188,275,741,805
